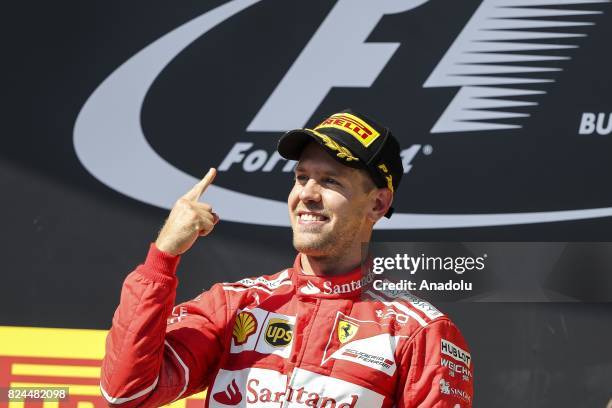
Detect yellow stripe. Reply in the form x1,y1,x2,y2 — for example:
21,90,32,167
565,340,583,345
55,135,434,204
12,364,101,378
190,390,206,399
0,326,107,359
2,326,207,405
8,383,205,404
7,400,71,408
10,383,100,397
9,400,84,408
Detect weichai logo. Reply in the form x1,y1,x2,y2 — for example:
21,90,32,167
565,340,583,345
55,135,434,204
246,378,359,407
264,318,293,347
441,358,472,379
314,113,380,148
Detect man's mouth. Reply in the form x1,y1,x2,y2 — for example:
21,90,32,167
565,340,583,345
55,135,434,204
297,212,329,224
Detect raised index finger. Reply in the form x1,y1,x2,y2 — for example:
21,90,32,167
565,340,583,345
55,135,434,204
185,168,217,201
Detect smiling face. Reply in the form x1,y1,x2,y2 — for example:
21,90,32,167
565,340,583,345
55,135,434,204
288,143,389,260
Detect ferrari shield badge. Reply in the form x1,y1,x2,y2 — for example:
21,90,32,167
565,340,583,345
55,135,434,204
337,319,359,344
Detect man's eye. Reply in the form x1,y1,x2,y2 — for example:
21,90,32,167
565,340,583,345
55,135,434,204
324,178,340,186
295,175,308,182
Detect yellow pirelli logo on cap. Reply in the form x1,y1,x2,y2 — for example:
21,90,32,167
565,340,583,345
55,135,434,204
314,113,381,147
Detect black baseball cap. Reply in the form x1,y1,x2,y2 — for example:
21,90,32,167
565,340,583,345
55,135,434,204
277,109,403,218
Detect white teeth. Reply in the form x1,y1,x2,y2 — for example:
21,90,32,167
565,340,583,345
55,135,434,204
299,214,326,222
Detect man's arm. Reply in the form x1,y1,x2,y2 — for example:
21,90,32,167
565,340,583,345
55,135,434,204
396,319,474,408
101,169,225,407
101,244,229,407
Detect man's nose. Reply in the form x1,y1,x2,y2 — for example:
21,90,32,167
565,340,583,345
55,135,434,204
299,179,322,203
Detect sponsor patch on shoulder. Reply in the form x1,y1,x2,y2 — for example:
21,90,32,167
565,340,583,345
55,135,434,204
439,378,472,404
225,270,291,291
384,291,444,321
441,339,471,368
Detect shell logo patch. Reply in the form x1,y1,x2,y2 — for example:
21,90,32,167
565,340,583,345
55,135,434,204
232,311,257,346
337,320,359,344
315,113,380,147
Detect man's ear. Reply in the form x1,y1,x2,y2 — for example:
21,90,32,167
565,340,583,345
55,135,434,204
368,188,394,223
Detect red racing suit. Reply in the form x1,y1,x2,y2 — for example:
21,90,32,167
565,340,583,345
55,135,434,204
101,244,474,407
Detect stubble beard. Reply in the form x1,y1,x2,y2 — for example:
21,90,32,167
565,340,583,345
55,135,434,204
292,220,361,259
293,230,336,256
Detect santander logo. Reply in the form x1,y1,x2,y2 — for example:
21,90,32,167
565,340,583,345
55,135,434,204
246,378,359,407
73,0,612,229
300,274,373,296
213,379,242,405
300,281,321,295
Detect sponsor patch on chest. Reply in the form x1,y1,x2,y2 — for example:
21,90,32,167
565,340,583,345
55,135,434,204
322,312,403,376
209,367,385,407
230,308,296,358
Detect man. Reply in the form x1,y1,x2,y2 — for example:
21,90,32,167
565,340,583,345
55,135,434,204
101,110,474,407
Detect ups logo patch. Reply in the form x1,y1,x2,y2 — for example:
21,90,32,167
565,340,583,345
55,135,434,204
264,318,293,347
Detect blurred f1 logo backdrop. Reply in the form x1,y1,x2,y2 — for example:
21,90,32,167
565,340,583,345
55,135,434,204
74,0,612,229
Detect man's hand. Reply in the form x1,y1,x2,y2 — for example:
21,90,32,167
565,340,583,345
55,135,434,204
155,168,220,256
